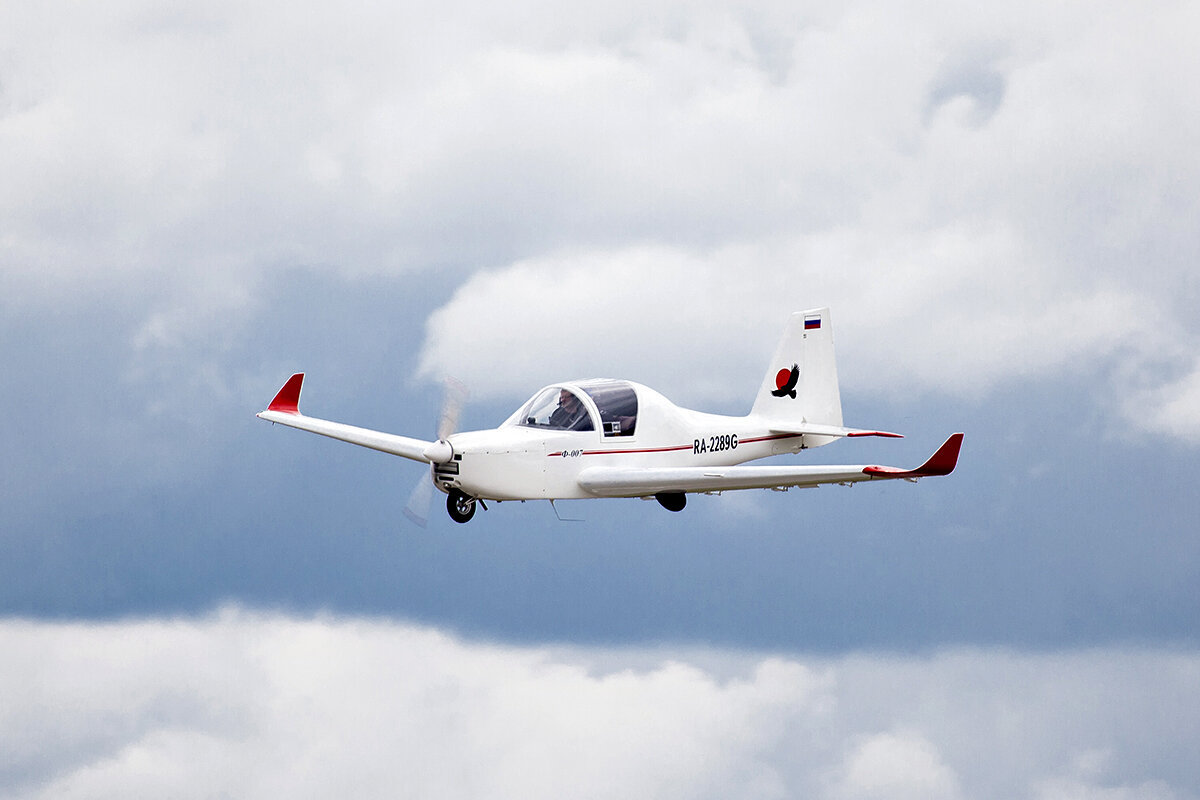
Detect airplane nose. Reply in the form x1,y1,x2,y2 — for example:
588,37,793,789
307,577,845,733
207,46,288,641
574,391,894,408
423,439,454,463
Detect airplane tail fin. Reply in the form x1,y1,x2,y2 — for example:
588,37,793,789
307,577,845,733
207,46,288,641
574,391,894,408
750,308,843,428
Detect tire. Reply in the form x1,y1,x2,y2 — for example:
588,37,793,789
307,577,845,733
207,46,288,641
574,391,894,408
447,489,476,523
654,492,686,512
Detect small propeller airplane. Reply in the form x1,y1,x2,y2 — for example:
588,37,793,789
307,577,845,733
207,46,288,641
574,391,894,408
258,308,963,524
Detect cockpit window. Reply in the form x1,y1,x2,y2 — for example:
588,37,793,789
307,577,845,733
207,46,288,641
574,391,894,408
579,380,638,437
518,387,594,432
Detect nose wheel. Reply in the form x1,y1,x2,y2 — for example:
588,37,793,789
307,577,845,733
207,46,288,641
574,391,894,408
447,489,477,523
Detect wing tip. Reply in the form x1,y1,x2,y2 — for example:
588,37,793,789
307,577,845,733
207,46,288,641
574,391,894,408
915,432,964,476
265,372,304,415
863,432,964,478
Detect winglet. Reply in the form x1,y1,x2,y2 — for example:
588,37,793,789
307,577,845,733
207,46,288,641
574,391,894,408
265,373,304,415
863,433,964,478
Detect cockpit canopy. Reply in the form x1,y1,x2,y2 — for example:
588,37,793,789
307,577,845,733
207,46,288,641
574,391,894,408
516,380,638,437
520,386,594,432
579,379,638,436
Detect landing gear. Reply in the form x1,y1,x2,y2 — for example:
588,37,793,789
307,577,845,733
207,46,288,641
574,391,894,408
655,492,687,512
447,489,477,523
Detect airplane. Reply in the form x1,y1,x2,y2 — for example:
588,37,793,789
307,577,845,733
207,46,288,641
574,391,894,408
257,308,963,523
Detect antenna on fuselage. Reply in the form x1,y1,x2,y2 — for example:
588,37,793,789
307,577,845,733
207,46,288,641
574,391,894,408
549,499,585,523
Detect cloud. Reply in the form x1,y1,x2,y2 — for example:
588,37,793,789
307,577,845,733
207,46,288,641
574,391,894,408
414,231,1175,412
3,611,1198,800
1127,360,1200,445
823,731,962,800
402,0,1200,434
4,0,1199,438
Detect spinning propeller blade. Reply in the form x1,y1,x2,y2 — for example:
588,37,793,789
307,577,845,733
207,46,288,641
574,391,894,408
438,377,468,442
404,377,469,525
402,473,433,527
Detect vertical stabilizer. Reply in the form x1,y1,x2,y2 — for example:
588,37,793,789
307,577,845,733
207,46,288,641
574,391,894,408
750,308,843,427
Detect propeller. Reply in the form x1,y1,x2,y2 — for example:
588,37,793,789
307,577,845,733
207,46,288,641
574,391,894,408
421,376,466,464
403,377,469,526
402,474,434,527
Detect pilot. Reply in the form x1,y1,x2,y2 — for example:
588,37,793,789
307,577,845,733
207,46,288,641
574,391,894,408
549,389,589,430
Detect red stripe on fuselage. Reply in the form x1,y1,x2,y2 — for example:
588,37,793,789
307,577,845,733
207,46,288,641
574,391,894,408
546,433,803,457
546,444,695,457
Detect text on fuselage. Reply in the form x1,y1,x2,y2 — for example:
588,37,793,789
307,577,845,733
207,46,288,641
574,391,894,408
694,434,738,455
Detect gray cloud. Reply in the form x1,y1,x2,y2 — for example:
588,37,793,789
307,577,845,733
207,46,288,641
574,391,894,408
3,611,1198,799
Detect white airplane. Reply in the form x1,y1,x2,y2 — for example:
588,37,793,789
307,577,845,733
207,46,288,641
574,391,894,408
258,308,962,523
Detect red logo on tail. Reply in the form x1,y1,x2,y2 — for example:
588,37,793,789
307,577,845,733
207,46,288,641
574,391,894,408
772,364,798,398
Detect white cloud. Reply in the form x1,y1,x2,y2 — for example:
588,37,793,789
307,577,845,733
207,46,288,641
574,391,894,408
3,0,1200,437
1033,776,1179,800
823,730,962,800
415,233,1174,410
1127,361,1200,445
2,611,1198,800
403,0,1200,433
416,246,772,403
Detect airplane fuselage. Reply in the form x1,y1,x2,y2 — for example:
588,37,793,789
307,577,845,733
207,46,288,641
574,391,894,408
435,381,835,501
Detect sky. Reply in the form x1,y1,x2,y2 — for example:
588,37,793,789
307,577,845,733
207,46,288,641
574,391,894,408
2,0,1199,796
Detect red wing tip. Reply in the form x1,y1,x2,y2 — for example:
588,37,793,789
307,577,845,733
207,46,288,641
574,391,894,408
924,432,964,473
266,372,304,414
846,430,904,438
862,433,964,478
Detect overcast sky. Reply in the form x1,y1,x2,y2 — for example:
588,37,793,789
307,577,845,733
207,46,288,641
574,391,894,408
3,0,1199,797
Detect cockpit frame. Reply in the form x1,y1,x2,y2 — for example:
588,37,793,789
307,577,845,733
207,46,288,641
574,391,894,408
512,380,639,437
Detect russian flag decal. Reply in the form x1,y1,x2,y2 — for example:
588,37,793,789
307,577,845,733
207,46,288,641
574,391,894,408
804,314,821,330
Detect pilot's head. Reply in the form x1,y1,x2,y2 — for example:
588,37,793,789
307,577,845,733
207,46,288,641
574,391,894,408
559,389,577,409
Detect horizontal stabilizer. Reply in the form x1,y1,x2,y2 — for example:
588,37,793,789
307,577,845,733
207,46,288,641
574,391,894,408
770,422,903,439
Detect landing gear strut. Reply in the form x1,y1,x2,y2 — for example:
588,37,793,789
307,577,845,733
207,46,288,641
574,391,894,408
447,489,477,523
655,492,686,512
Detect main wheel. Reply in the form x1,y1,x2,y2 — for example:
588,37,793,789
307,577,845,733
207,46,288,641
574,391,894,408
446,489,476,523
655,492,687,512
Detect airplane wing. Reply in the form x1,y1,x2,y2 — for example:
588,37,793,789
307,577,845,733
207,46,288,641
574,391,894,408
256,373,435,463
577,433,963,497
